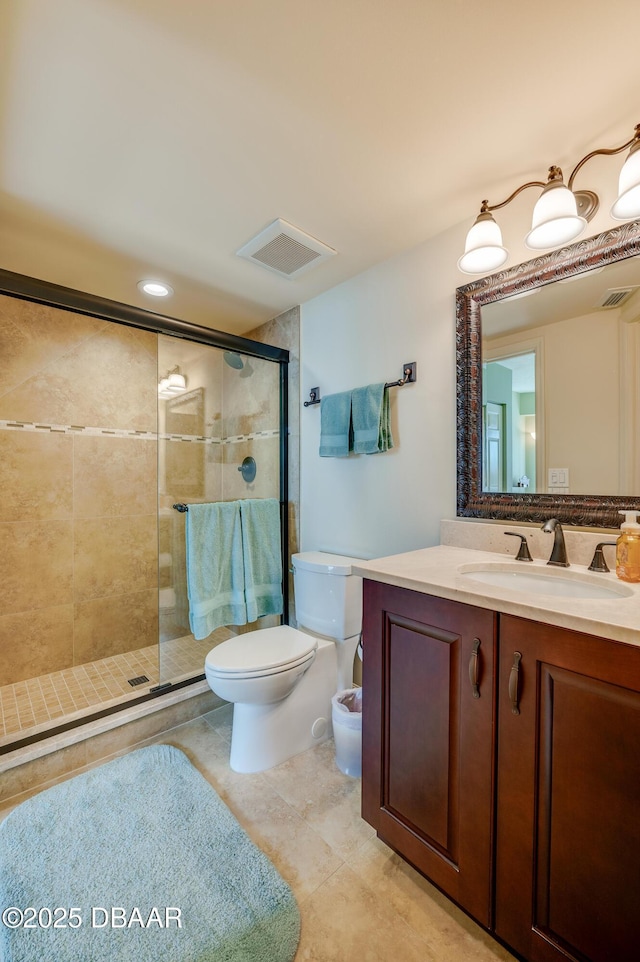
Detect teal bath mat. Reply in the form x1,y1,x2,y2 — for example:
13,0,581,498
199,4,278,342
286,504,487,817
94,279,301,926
0,744,300,962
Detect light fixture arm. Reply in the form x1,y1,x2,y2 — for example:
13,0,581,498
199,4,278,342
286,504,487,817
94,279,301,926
459,123,640,275
568,124,640,190
480,179,547,215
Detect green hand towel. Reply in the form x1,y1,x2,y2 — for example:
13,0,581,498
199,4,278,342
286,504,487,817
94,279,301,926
186,502,247,639
352,383,394,454
239,499,284,623
319,390,352,457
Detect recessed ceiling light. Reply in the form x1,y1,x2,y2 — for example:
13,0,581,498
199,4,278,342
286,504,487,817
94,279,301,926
137,279,173,297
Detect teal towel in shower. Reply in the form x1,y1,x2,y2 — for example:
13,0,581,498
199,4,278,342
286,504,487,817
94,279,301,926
239,499,284,623
185,502,247,639
319,390,352,457
351,382,394,454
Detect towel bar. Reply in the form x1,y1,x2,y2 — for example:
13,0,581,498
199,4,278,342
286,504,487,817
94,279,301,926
304,361,416,407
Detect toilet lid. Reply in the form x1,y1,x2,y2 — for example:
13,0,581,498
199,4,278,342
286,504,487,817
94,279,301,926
205,625,318,674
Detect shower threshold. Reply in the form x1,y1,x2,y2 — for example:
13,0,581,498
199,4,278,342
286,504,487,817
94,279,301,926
0,631,230,751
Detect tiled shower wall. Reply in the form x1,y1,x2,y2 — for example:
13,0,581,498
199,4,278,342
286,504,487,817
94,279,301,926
0,294,158,686
0,293,300,691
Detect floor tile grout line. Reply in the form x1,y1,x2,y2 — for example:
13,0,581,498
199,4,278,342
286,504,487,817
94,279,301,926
1,632,214,740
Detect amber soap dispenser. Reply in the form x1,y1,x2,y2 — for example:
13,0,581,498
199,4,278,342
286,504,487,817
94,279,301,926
616,510,640,583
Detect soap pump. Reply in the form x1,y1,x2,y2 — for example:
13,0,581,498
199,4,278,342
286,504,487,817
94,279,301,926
615,510,640,583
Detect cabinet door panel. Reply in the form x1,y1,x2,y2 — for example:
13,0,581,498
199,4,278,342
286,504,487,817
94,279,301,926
496,615,640,962
386,618,458,856
362,580,496,926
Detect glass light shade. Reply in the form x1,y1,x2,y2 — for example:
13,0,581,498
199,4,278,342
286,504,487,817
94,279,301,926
165,372,187,393
611,145,640,220
457,212,508,274
525,182,586,250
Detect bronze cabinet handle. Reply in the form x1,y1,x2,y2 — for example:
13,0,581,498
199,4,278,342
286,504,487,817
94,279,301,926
509,651,522,715
469,638,481,699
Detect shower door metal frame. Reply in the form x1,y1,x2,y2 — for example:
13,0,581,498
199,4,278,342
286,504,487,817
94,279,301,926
0,266,290,754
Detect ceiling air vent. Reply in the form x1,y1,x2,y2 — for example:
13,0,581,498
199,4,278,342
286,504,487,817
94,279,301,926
236,219,337,279
595,286,639,309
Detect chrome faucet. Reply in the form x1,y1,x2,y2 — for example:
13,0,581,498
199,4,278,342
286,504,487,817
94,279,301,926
541,518,570,567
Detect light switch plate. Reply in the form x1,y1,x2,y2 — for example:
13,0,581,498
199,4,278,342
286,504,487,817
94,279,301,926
549,468,569,488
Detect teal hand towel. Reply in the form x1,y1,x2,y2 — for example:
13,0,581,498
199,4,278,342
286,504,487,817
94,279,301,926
172,509,190,631
352,383,394,454
319,390,352,457
239,499,284,623
186,502,247,639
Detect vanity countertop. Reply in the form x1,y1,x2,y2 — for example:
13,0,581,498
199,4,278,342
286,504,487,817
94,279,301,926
353,545,640,649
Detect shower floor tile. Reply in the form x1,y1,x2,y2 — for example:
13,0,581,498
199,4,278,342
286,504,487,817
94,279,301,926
0,629,230,746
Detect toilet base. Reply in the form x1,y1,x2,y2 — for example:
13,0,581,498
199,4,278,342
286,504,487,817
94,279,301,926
229,638,337,773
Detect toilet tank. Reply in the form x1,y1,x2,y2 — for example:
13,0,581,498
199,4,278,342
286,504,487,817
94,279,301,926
292,551,363,640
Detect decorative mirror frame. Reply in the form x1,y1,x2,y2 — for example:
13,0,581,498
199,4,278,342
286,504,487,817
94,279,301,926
456,219,640,527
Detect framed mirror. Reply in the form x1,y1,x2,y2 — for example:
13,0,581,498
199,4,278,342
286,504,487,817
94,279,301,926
456,219,640,527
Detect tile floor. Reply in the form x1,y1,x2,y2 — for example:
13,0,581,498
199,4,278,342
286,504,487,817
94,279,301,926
0,705,517,961
0,631,229,745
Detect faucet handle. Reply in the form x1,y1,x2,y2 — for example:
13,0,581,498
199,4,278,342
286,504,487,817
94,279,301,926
504,532,533,562
588,542,617,572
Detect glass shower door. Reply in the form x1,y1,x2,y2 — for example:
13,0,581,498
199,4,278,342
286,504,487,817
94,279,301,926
157,335,283,686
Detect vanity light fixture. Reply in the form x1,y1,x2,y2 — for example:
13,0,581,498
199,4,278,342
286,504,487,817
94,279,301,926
138,279,174,297
458,123,640,275
158,366,187,398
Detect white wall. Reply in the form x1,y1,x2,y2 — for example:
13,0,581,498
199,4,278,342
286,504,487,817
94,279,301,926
300,223,462,560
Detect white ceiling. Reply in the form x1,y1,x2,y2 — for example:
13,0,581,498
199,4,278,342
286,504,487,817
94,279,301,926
1,0,639,335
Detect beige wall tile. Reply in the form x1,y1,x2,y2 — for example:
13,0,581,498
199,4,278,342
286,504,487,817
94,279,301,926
0,322,157,432
0,432,73,522
0,606,74,686
0,295,105,401
0,521,73,614
223,437,279,501
73,588,158,663
223,355,281,438
73,436,156,518
74,515,157,602
164,438,205,500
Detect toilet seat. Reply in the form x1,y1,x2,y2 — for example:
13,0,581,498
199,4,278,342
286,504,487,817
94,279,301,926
205,625,318,679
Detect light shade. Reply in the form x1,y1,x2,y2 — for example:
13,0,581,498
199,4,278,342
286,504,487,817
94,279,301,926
525,179,586,250
165,372,187,393
457,211,508,275
158,367,187,399
611,142,640,220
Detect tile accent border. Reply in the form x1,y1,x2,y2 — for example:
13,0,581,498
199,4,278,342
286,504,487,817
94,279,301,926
0,419,279,445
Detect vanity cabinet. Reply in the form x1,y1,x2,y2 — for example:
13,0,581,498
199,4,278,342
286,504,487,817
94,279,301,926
361,580,497,927
362,581,640,962
495,614,640,962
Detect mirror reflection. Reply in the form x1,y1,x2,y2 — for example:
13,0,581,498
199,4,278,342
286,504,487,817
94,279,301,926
481,256,640,497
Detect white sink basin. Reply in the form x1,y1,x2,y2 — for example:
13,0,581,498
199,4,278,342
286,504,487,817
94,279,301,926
458,563,633,600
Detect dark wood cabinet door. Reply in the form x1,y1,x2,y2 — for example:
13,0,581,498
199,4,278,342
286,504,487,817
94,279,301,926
496,614,640,962
361,580,496,926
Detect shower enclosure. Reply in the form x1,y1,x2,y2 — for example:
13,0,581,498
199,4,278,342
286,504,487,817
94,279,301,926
0,270,288,753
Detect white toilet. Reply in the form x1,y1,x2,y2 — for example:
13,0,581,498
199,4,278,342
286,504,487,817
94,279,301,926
204,551,363,773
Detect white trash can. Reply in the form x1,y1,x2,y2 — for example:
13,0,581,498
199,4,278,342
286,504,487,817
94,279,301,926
331,687,362,777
